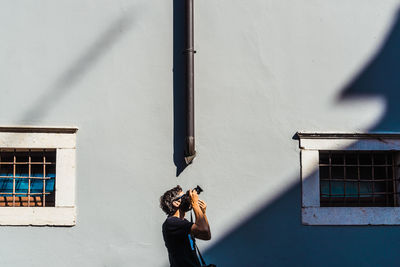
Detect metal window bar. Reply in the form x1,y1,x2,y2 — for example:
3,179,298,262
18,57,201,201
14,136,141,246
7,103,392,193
321,178,396,182
392,152,397,206
0,176,52,180
329,151,332,205
322,192,395,196
0,192,50,195
372,152,375,205
28,150,31,207
357,153,361,206
319,151,398,207
385,153,388,206
343,153,346,205
12,150,15,207
0,149,55,207
320,164,392,166
43,151,46,207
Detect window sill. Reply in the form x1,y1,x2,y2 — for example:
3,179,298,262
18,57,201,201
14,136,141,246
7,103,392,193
0,207,76,226
303,207,400,225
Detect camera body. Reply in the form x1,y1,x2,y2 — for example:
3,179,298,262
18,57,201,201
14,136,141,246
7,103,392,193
180,185,203,212
192,185,203,195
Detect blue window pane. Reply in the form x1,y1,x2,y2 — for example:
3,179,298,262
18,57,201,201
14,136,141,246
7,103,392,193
331,181,344,196
30,179,43,194
15,178,29,194
0,178,13,193
345,182,358,195
46,178,55,192
320,181,329,195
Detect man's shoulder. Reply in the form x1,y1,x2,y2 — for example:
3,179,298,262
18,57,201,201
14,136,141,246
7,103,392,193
164,216,190,225
163,216,192,232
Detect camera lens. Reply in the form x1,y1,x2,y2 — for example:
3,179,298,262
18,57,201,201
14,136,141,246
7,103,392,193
194,185,203,195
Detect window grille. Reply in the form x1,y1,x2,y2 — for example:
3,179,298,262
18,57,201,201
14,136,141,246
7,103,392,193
0,149,56,207
319,151,398,207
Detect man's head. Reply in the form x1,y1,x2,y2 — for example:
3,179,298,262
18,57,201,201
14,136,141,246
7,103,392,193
160,185,184,215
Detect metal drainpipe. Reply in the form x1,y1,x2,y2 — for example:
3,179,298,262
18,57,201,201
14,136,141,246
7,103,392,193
184,0,196,164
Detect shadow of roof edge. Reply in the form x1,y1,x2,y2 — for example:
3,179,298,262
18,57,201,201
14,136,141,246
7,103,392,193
0,126,78,134
296,132,400,139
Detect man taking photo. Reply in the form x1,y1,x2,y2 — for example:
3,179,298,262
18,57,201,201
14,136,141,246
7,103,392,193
160,185,211,267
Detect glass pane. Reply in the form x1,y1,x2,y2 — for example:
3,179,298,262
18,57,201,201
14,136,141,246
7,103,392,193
331,153,344,165
320,181,329,195
31,165,43,178
30,179,43,194
15,164,28,178
47,164,56,178
319,166,329,179
374,167,386,180
346,153,357,165
346,166,358,180
331,167,344,179
345,182,358,196
319,152,329,164
360,167,372,180
0,178,13,193
46,179,55,192
0,152,13,163
331,181,344,195
45,151,56,164
31,152,44,163
373,153,386,165
15,178,28,195
0,164,13,177
359,153,372,165
374,181,387,193
359,182,373,196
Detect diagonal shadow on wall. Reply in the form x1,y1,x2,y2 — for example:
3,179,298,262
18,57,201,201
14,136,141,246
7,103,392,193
203,9,400,267
19,11,135,123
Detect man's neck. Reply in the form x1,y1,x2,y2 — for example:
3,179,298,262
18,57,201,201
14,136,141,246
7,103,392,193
172,209,186,219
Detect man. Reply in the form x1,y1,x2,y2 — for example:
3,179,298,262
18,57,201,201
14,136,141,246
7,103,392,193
160,185,211,267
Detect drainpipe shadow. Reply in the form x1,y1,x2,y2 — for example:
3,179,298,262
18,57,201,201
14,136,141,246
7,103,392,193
173,0,188,177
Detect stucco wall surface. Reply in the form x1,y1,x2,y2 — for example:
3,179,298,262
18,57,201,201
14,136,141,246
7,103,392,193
0,0,399,266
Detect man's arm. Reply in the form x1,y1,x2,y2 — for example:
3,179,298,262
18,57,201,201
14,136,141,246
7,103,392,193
189,190,211,240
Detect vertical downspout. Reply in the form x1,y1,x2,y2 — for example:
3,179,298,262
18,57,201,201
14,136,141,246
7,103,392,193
184,0,196,164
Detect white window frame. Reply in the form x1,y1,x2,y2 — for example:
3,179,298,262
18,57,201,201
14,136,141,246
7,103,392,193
298,132,400,225
0,126,77,226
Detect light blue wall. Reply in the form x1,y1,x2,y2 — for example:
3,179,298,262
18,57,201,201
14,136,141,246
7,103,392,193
0,0,399,266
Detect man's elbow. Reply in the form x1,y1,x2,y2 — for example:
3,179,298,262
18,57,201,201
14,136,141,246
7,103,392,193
204,232,211,240
192,224,211,240
200,229,211,240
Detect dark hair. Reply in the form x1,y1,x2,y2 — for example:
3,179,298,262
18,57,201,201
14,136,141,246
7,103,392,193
160,185,182,215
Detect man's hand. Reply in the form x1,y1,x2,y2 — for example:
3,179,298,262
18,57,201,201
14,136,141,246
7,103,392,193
190,191,211,241
198,199,207,214
189,189,199,206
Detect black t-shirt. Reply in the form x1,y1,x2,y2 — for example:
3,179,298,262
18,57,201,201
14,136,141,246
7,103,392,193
162,216,201,267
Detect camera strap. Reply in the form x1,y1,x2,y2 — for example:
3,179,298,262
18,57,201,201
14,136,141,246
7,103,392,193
190,212,207,266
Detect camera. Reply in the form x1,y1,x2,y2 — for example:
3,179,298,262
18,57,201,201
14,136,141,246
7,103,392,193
192,185,203,195
180,185,203,212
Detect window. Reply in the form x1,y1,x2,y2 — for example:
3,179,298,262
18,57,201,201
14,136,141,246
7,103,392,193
0,149,56,207
319,151,398,207
0,126,77,226
298,132,400,225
